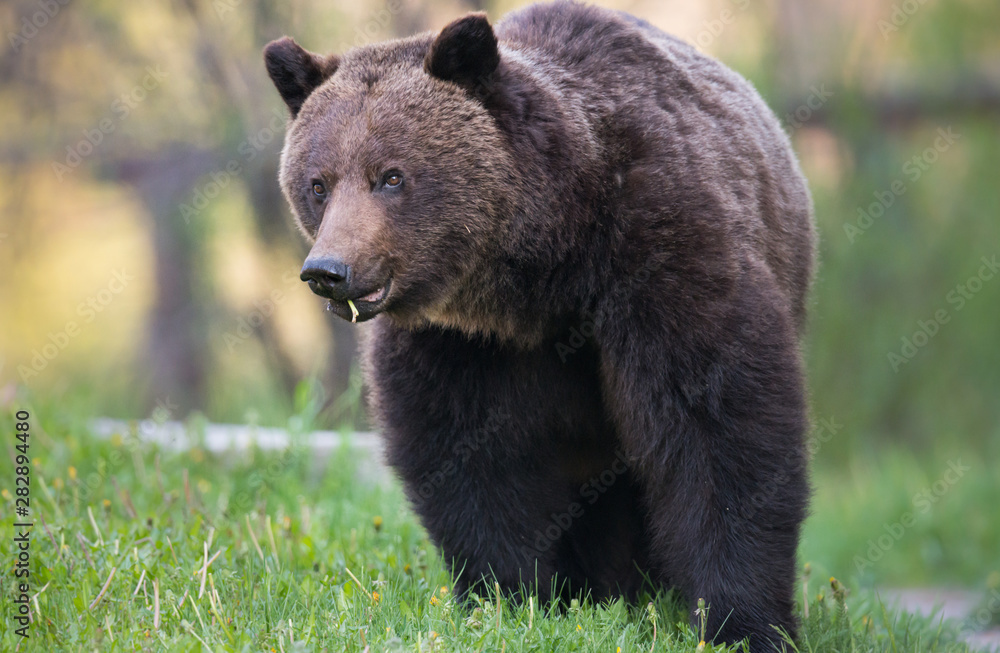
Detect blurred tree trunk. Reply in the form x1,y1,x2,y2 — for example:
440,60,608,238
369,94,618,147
117,146,216,414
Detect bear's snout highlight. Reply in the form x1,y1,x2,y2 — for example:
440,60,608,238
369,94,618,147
300,256,351,301
299,253,392,323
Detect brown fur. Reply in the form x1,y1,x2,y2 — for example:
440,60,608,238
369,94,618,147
265,3,815,650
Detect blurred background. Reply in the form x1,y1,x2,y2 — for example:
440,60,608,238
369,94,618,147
1,0,998,595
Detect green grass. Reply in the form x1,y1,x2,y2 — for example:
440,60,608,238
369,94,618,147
0,402,986,652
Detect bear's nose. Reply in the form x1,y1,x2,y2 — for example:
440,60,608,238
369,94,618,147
300,257,352,300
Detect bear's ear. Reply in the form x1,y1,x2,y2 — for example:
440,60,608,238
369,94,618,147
424,13,500,93
263,37,340,117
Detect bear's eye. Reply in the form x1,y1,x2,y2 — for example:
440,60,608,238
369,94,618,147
311,181,326,197
382,172,404,189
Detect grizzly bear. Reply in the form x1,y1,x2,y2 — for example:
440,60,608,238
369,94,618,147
264,1,814,649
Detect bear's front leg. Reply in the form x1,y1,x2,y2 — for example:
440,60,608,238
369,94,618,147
596,277,809,652
366,321,598,603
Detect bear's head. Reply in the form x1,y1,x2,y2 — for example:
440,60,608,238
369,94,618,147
264,14,522,326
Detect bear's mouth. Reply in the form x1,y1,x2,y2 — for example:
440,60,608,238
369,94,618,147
326,278,391,323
